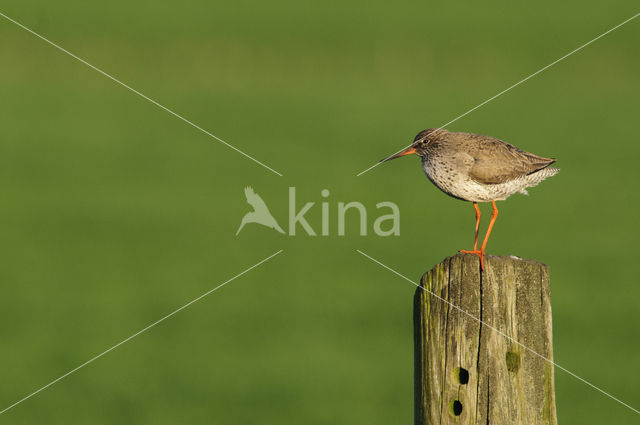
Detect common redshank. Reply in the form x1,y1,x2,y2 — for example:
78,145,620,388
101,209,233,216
380,128,559,269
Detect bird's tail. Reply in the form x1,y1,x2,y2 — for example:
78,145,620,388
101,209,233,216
521,166,559,194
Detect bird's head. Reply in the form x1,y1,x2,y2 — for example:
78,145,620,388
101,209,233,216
379,128,444,162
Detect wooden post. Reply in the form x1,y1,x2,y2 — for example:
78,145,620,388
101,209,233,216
414,253,557,425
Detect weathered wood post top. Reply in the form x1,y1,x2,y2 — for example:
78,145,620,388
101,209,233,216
414,253,557,424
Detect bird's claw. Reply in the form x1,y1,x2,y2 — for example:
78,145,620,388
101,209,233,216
459,249,485,270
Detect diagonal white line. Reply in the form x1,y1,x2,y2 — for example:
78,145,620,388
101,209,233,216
357,12,640,176
356,249,640,415
0,249,283,415
0,11,283,177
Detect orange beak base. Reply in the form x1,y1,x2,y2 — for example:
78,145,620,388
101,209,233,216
379,146,417,163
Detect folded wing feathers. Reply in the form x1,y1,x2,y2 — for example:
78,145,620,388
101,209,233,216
469,138,556,185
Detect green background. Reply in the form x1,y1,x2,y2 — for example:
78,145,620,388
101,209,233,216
1,1,638,423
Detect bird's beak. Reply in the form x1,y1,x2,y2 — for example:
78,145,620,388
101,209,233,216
379,146,417,163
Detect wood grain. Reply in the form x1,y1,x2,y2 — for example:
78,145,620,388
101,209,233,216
414,253,557,424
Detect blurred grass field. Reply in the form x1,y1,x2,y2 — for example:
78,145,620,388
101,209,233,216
0,1,639,423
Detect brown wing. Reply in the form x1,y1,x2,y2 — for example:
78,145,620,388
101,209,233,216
466,136,555,184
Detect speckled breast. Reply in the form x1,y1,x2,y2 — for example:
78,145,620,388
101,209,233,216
421,157,512,203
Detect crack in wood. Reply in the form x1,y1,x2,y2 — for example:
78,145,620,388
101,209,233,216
475,257,484,423
414,253,557,425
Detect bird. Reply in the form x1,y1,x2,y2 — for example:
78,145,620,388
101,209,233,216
380,128,559,269
236,186,285,235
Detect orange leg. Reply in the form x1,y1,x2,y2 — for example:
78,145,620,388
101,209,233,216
460,201,499,270
480,201,499,254
459,202,483,265
471,202,481,251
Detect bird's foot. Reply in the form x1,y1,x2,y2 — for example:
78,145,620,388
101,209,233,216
459,249,485,270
